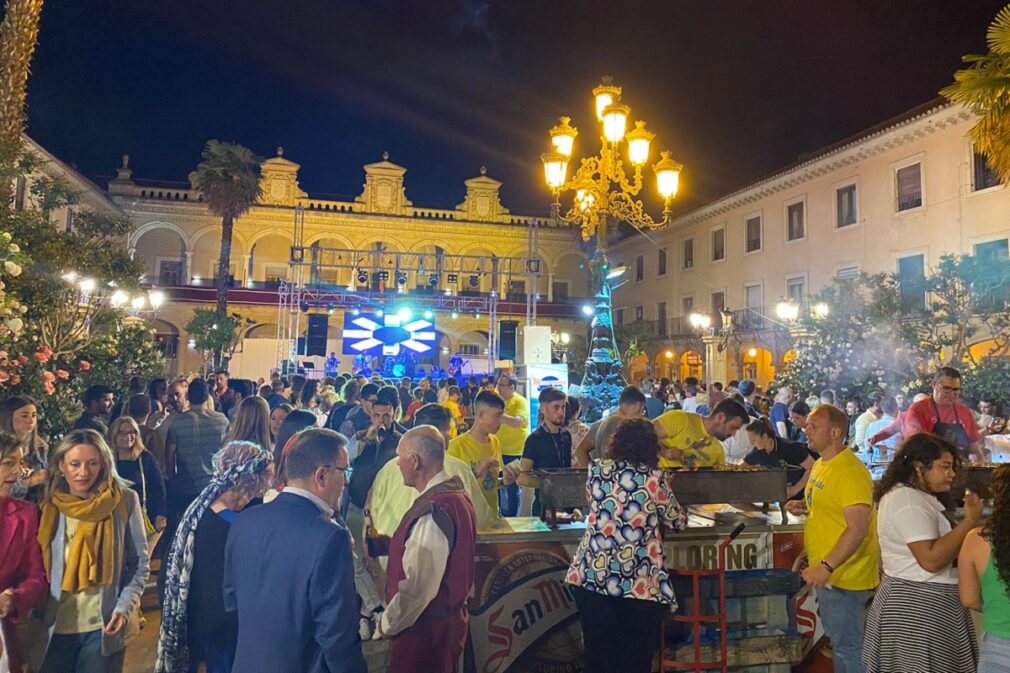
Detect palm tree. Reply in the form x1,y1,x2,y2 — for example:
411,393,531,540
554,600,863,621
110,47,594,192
0,0,43,147
188,140,262,315
941,4,1010,184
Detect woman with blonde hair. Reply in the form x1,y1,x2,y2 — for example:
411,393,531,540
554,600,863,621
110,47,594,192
0,394,48,501
224,396,272,453
156,441,274,673
32,429,149,673
109,415,168,549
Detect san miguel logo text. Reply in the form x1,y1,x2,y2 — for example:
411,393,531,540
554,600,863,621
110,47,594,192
470,566,576,673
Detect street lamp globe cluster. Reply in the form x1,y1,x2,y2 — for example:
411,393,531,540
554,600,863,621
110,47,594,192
540,77,684,414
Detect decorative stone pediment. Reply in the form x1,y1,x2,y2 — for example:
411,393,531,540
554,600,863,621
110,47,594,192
259,147,307,206
355,152,412,215
456,166,509,222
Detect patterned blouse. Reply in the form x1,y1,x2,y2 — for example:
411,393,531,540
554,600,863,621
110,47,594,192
565,459,688,604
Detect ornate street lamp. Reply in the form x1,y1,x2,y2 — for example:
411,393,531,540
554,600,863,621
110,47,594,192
541,77,683,407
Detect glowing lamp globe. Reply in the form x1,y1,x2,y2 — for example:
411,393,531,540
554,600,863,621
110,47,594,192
592,82,622,121
550,116,578,157
626,121,654,166
654,150,683,200
601,103,630,143
541,151,568,190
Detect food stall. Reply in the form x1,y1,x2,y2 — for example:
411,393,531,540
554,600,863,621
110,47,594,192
463,467,817,673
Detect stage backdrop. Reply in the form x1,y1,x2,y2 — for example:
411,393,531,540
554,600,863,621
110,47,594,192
341,312,436,357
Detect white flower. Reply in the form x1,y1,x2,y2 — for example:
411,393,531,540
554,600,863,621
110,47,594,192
0,232,10,241
3,261,21,276
18,305,26,313
8,244,19,253
5,318,23,333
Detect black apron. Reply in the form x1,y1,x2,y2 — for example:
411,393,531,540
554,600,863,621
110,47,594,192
931,399,971,451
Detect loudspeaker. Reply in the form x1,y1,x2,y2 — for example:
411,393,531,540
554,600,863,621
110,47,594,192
306,314,329,357
498,320,519,361
295,337,306,356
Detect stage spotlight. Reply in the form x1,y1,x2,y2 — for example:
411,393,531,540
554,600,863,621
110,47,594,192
468,274,479,288
423,310,433,319
299,301,310,312
379,270,389,282
396,271,408,285
357,269,368,283
376,308,384,317
352,308,361,315
428,273,439,287
474,311,480,318
397,307,412,321
581,304,594,316
447,272,458,283
327,303,335,315
450,310,458,319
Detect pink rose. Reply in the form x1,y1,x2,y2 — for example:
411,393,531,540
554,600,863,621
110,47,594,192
56,369,69,380
17,355,28,364
79,361,91,371
43,381,55,395
34,351,50,363
42,371,55,383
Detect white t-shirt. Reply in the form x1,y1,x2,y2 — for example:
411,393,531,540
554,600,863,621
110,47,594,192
877,484,955,583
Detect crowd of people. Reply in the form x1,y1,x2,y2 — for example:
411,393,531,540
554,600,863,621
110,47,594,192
1,362,1009,673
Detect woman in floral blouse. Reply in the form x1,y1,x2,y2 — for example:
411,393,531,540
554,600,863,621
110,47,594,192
566,416,688,673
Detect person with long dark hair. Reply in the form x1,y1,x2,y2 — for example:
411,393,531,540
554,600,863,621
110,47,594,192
224,396,273,454
0,395,48,500
960,464,1010,672
863,433,980,672
156,441,273,673
744,417,815,499
565,417,688,673
270,410,321,487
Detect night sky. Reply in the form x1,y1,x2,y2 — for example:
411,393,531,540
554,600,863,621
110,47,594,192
23,0,1008,215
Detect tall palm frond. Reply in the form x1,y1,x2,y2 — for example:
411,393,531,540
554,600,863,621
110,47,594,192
942,5,1010,186
188,140,262,342
0,0,43,146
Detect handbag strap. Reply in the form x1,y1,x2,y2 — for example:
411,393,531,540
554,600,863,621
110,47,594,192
137,456,149,509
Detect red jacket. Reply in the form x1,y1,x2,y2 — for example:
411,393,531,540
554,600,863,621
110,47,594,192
0,497,47,670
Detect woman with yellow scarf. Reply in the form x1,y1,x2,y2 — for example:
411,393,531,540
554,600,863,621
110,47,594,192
28,428,150,673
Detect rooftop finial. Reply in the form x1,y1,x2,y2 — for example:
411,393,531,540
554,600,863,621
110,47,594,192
121,154,130,169
383,151,390,161
480,165,487,176
276,146,284,157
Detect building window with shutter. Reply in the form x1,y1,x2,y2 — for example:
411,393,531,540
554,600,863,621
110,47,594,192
786,202,805,241
836,184,857,227
745,216,761,252
635,305,644,322
657,301,667,335
615,308,624,326
635,254,644,282
786,276,806,305
897,255,926,312
683,238,694,269
973,152,1000,192
711,227,725,261
896,163,922,211
657,248,667,276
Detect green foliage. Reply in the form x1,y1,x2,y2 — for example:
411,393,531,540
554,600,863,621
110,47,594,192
962,357,1010,406
0,139,167,438
184,308,253,370
941,5,1010,185
188,140,263,220
774,252,1010,402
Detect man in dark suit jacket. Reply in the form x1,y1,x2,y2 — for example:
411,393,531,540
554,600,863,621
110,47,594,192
223,428,366,673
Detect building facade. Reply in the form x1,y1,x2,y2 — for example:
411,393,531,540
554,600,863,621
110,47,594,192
611,100,1010,388
100,149,591,376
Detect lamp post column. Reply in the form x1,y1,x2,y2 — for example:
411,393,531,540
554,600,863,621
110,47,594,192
701,334,718,385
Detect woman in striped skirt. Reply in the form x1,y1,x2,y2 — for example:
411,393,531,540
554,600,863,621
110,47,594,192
862,433,982,673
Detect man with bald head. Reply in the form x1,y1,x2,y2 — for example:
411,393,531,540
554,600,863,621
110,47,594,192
374,425,477,673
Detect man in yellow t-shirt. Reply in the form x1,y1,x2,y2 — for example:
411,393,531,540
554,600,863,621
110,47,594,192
787,404,879,673
448,389,509,513
652,399,749,467
494,374,529,516
441,385,467,439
